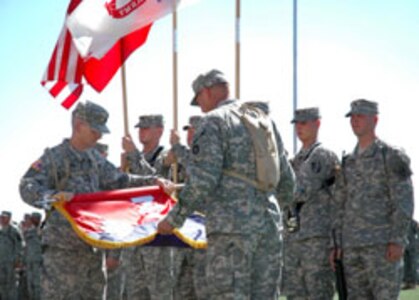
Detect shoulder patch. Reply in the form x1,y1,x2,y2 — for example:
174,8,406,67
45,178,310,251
30,159,43,172
311,160,322,173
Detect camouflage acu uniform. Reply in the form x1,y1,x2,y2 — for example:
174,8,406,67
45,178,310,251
23,221,42,300
333,100,414,299
403,220,418,287
165,98,295,299
19,101,157,300
281,108,337,299
125,114,194,300
0,212,22,300
283,143,338,299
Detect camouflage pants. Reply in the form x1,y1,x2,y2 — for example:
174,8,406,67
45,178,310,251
26,261,42,300
343,245,403,300
403,237,418,284
172,248,206,300
0,261,17,300
125,246,191,300
106,262,125,300
281,237,334,300
41,246,105,300
205,229,281,299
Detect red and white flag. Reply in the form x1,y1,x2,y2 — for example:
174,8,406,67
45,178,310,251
42,0,152,109
53,186,207,249
67,0,182,59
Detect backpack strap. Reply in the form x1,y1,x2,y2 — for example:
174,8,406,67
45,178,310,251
223,169,266,191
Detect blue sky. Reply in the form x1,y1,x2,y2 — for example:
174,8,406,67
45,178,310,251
1,0,418,221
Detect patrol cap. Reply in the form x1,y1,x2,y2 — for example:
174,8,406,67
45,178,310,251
191,69,228,106
73,101,110,134
1,211,12,218
31,212,42,220
345,99,379,117
183,115,203,130
134,115,164,128
291,107,321,123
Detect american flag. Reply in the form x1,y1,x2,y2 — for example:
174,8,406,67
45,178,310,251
41,0,152,109
41,0,84,109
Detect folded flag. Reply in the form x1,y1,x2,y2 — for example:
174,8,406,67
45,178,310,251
52,186,206,249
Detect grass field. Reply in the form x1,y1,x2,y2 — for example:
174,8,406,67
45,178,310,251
278,287,419,299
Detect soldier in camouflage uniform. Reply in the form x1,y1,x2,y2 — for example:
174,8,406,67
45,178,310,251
282,108,338,300
22,212,43,300
169,115,208,300
0,211,22,300
19,101,169,300
17,213,31,300
158,69,295,299
331,99,414,299
122,114,194,300
402,219,418,289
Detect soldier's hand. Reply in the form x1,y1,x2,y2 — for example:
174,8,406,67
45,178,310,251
156,178,176,195
158,220,174,235
385,242,404,262
53,192,74,202
170,129,181,146
122,135,136,153
106,257,120,271
164,150,177,166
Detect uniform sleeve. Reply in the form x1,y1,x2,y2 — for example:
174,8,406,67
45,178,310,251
387,148,414,246
171,143,191,169
126,149,156,175
165,116,224,228
98,156,157,190
19,151,58,209
273,125,295,209
330,158,347,248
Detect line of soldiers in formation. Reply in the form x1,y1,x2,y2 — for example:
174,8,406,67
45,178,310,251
0,211,42,300
14,69,416,299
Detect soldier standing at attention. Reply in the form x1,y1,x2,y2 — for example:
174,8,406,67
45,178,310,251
158,69,295,299
330,99,414,299
19,101,171,300
23,212,43,300
0,211,22,300
122,114,194,300
282,108,338,300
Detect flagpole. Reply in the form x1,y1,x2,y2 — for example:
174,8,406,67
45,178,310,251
235,0,241,99
121,63,129,136
292,0,298,154
120,41,129,136
172,3,179,184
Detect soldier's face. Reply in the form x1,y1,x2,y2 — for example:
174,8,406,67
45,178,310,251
196,88,214,113
350,114,377,137
295,120,319,143
0,216,10,226
78,121,102,149
139,127,163,145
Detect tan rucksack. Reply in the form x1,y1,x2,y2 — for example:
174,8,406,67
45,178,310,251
224,101,281,192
